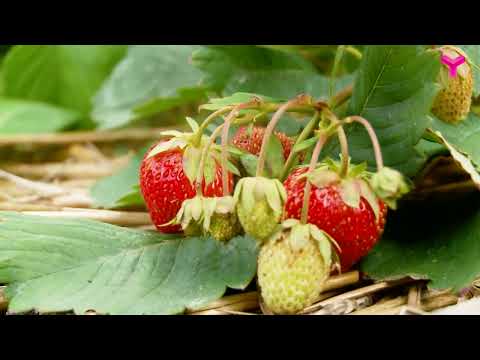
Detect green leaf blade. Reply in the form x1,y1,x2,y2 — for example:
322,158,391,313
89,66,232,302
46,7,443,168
459,45,480,96
92,45,208,129
345,45,441,176
3,45,127,115
361,198,480,291
0,213,258,315
0,99,81,134
193,45,353,100
430,113,480,169
90,147,148,209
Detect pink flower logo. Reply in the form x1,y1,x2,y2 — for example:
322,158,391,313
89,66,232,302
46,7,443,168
441,53,466,78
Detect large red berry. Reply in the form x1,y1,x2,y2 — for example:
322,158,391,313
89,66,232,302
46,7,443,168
283,167,387,271
140,144,233,233
232,126,294,161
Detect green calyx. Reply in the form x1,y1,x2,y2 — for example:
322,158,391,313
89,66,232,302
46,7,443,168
170,195,241,242
304,157,368,185
145,117,208,185
146,117,202,159
269,219,341,273
301,157,383,221
144,116,240,186
234,177,287,242
307,158,410,211
304,158,410,216
370,167,410,210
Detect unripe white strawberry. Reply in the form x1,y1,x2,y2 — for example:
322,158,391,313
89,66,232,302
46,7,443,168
168,195,241,242
257,220,338,315
234,177,286,242
431,46,474,124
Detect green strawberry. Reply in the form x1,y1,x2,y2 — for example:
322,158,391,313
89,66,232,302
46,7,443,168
233,177,287,242
209,213,242,242
169,195,242,242
431,46,474,124
257,219,338,315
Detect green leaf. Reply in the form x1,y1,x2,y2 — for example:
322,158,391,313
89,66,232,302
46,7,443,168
223,71,332,100
0,59,5,96
344,45,441,176
430,113,480,169
414,138,448,160
193,46,351,99
3,45,127,115
236,135,284,179
459,45,480,96
225,145,245,156
115,186,145,208
0,99,81,134
192,45,315,91
275,113,308,137
264,134,285,179
426,126,480,187
292,136,318,153
185,117,199,132
240,153,258,177
200,92,282,111
258,45,364,75
225,159,241,177
90,147,147,209
0,213,258,315
92,45,208,129
361,197,480,291
0,45,12,56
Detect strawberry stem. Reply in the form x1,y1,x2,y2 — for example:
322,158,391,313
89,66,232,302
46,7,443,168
344,46,363,60
221,101,261,196
300,131,328,224
256,96,309,177
329,45,346,100
280,111,320,182
221,106,243,196
330,84,353,110
193,107,234,148
337,126,350,178
195,108,266,195
325,110,350,178
344,116,384,170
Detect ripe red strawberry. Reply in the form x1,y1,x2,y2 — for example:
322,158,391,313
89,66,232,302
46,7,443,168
140,143,233,233
283,167,387,271
232,126,294,161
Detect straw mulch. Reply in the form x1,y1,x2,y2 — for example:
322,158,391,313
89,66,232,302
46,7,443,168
0,129,478,315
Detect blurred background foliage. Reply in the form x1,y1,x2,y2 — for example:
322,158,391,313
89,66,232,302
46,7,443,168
0,45,359,135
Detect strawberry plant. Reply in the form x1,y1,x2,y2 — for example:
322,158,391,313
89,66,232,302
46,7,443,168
0,45,480,314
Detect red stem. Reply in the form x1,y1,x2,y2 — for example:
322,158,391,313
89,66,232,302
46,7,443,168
324,110,349,178
194,107,234,147
300,132,328,224
256,98,301,177
345,116,384,171
221,102,258,196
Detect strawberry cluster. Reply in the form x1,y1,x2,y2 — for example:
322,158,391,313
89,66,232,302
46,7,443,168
139,94,410,315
